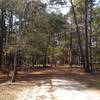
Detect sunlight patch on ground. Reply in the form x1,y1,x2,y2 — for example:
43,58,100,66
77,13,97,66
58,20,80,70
17,78,100,100
53,89,87,100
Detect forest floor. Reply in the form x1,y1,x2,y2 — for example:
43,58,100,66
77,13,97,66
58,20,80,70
0,65,100,100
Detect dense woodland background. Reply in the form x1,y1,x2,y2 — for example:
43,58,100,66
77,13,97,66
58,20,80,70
0,0,100,82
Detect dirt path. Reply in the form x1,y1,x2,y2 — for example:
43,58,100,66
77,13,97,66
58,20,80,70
0,67,100,100
16,76,100,100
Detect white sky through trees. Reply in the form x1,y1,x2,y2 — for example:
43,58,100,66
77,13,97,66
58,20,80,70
42,0,100,15
42,0,70,15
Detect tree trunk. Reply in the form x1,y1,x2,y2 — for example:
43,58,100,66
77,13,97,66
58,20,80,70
11,52,17,82
32,55,35,67
69,31,73,67
84,0,90,72
43,54,47,67
0,3,6,70
70,0,86,70
89,0,93,72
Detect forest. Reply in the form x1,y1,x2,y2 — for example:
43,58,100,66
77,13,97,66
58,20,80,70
0,0,100,100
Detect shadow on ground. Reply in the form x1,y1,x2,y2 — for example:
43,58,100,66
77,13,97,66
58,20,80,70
0,67,100,90
15,67,100,90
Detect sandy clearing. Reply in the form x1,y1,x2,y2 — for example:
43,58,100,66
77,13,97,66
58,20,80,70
16,78,100,100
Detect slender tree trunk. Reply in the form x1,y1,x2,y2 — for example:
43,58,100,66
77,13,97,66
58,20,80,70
32,55,35,67
0,4,6,70
70,0,86,70
89,0,93,72
11,52,17,82
0,42,3,70
70,31,73,67
93,37,98,72
43,54,47,67
84,0,90,72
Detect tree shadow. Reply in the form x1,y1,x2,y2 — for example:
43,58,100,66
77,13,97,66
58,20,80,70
0,67,100,91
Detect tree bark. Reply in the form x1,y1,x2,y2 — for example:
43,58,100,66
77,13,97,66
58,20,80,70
70,0,86,70
43,54,47,67
69,31,73,67
11,52,17,82
84,0,90,72
32,55,35,67
89,0,93,72
0,3,6,70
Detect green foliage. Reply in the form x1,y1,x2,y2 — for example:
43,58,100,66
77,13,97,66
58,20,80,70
0,0,99,67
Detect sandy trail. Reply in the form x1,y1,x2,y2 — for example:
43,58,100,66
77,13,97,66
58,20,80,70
16,77,100,100
0,67,100,100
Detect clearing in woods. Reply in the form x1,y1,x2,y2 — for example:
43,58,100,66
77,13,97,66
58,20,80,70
0,66,100,100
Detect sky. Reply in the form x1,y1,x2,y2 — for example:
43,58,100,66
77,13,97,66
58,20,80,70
42,0,70,15
42,0,100,15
